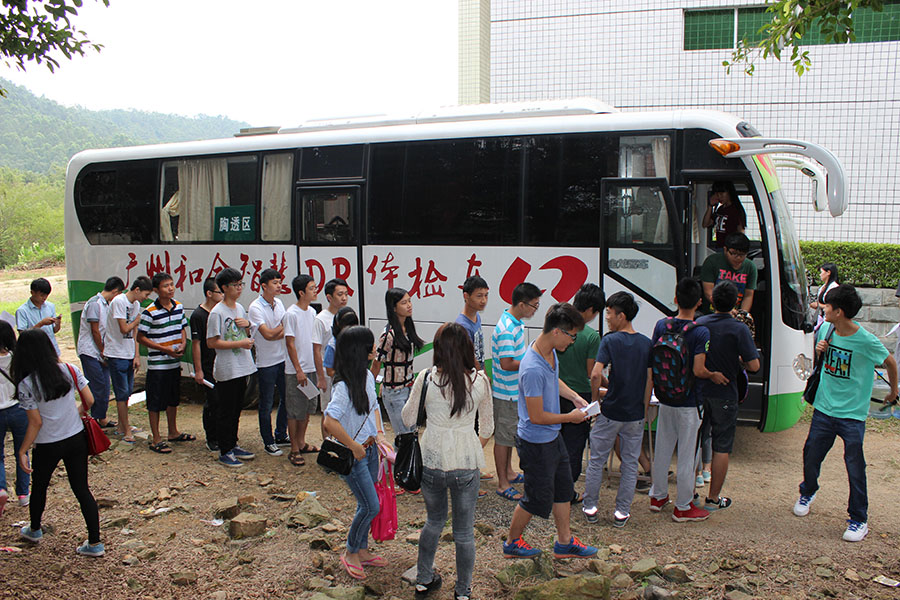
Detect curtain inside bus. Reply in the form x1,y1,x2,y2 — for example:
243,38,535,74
262,153,293,241
160,158,230,242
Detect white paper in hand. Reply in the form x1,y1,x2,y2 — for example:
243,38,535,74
580,401,601,417
297,379,320,400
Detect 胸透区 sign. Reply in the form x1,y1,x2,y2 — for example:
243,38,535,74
214,205,254,242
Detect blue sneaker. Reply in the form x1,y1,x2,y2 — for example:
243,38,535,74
76,540,105,557
20,525,43,543
553,536,598,559
502,536,542,558
232,446,256,460
218,452,243,468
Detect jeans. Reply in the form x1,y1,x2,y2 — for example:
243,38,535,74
800,409,867,523
417,467,480,596
216,376,247,456
583,415,644,516
0,405,30,496
341,445,380,553
107,357,134,403
650,404,701,510
257,362,287,445
31,431,100,544
79,354,110,422
382,386,413,435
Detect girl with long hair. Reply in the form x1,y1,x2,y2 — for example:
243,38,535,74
323,325,391,580
13,329,103,557
0,322,29,516
371,288,424,438
810,262,840,330
401,323,493,600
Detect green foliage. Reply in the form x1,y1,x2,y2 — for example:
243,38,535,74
800,240,900,288
15,240,65,267
0,167,64,268
0,0,110,98
724,0,883,76
0,77,249,173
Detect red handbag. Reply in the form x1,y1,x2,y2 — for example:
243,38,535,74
66,364,110,456
371,456,398,542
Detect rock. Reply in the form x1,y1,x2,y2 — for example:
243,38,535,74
307,577,332,590
319,586,366,600
724,592,753,600
363,581,385,596
126,578,142,590
628,557,658,579
587,561,622,578
321,522,340,533
611,573,633,588
844,568,860,582
237,494,256,505
719,557,741,570
514,574,610,600
309,538,332,551
311,552,325,569
745,563,759,573
202,544,220,555
271,493,295,502
122,554,140,566
595,547,610,561
405,532,420,545
158,487,171,501
661,563,691,583
401,565,418,584
815,567,834,578
474,522,494,536
724,580,753,594
609,544,624,554
170,571,198,586
288,496,331,528
619,592,641,600
496,554,555,587
236,551,254,564
811,556,833,566
103,516,130,529
96,497,118,508
228,513,267,539
642,586,674,600
213,498,242,520
137,549,157,561
645,575,667,588
209,592,228,600
136,491,157,505
258,476,274,487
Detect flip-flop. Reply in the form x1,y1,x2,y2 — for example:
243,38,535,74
148,441,172,454
100,420,117,429
340,554,366,580
496,487,522,501
509,474,524,484
478,489,488,498
121,437,135,444
360,555,387,567
480,472,494,480
288,452,305,467
298,443,320,454
167,433,196,442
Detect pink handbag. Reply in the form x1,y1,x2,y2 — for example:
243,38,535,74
371,457,398,542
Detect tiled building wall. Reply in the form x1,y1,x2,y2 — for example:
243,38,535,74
459,0,492,104
490,1,900,243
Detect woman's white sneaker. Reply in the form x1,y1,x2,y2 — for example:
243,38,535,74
792,493,815,516
842,520,868,542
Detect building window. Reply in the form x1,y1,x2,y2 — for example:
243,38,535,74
854,1,900,42
684,9,734,50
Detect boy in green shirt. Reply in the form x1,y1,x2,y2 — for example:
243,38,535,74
700,232,757,312
793,284,897,542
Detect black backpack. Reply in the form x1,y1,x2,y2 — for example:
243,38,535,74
651,318,698,406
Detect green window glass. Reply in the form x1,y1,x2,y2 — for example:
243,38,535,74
853,1,900,42
684,9,735,50
737,7,769,45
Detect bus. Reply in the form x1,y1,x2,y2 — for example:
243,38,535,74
64,99,847,432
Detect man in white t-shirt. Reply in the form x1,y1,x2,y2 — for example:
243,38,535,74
103,276,152,442
283,274,321,466
77,276,125,427
312,278,349,427
248,268,288,457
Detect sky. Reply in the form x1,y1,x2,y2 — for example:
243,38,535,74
1,0,459,126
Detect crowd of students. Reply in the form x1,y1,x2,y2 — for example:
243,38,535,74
0,263,896,598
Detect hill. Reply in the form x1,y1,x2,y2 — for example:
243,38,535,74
0,78,249,173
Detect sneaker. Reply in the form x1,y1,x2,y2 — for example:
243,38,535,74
0,489,6,516
842,520,868,542
695,474,705,488
414,572,442,599
635,479,651,494
20,525,43,543
705,496,732,511
264,444,283,457
232,446,256,460
582,505,599,524
672,503,710,522
702,470,711,483
649,495,670,512
75,540,105,557
793,493,816,517
553,535,598,558
18,494,29,507
205,440,219,452
455,595,473,600
613,510,630,528
502,536,542,558
218,452,243,468
274,436,291,447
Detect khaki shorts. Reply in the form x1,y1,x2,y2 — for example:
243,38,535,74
285,372,318,420
493,397,519,447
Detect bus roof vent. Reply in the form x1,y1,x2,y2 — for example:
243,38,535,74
235,126,281,137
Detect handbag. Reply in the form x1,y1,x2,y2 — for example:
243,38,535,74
66,364,111,456
803,325,835,405
317,400,375,476
371,457,398,542
393,370,429,492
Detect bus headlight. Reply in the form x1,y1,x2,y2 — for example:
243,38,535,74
793,354,813,381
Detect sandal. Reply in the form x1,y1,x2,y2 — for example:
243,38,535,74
298,443,320,454
148,441,172,454
360,555,387,567
509,474,524,484
480,472,494,481
122,437,135,444
167,433,196,442
100,420,117,429
288,452,305,467
340,553,366,580
496,487,522,501
478,489,488,498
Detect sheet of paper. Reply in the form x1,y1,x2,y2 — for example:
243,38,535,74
190,373,215,389
887,322,900,337
297,379,320,400
580,401,601,417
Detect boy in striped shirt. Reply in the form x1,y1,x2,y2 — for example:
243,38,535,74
491,281,542,500
137,273,193,454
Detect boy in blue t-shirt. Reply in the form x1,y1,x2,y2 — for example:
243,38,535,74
649,278,726,523
794,284,897,542
455,275,489,370
501,303,597,560
582,291,652,527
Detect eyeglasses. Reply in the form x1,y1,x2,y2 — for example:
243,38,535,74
558,329,577,341
211,290,224,295
227,282,245,288
726,249,747,259
526,301,540,311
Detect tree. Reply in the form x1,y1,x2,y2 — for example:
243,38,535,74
724,0,885,76
0,0,109,98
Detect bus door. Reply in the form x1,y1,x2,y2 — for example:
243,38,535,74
599,178,685,335
296,185,362,316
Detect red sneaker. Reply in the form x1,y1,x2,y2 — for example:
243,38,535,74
649,495,669,512
672,503,710,522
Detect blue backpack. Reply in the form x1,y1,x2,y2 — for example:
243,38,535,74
651,318,698,406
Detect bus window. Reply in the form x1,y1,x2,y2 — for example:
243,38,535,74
261,153,294,241
300,145,364,180
301,188,356,244
160,155,259,242
74,161,157,245
619,135,670,178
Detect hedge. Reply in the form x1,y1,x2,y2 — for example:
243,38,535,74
800,241,900,289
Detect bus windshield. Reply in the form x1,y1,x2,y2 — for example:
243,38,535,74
769,187,809,330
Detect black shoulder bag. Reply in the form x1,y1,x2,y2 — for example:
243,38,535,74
317,401,375,476
803,325,835,405
394,369,429,491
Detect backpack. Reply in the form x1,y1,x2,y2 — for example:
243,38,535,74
651,318,698,406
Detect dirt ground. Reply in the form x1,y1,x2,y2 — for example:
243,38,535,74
1,269,899,599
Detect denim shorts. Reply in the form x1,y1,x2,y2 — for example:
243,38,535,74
107,357,134,403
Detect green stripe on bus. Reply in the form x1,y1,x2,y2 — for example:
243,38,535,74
68,280,104,304
762,390,805,433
